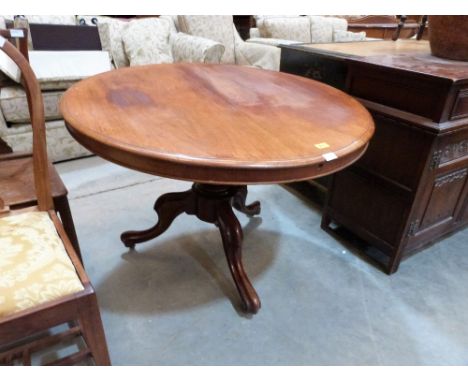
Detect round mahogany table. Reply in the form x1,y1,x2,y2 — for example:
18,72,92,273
60,63,374,314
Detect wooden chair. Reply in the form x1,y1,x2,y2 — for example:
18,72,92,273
0,28,82,262
0,30,110,366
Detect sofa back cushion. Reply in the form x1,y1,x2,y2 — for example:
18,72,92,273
309,16,334,43
96,17,130,68
309,16,350,43
122,18,173,66
258,16,311,42
327,16,348,32
177,15,236,64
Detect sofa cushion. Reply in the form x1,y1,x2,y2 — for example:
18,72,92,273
0,87,63,123
0,211,84,318
0,119,91,162
122,17,173,66
30,51,112,90
1,49,112,88
96,16,130,68
178,15,236,64
259,16,311,43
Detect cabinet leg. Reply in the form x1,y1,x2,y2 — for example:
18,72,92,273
386,250,403,275
320,211,332,231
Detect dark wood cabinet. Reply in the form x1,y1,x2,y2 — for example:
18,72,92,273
280,40,468,273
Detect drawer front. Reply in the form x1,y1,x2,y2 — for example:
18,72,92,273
280,48,348,90
451,88,468,120
432,128,468,169
347,62,452,122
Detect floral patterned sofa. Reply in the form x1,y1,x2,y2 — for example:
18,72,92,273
248,15,367,46
0,15,279,162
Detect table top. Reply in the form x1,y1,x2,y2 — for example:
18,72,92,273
60,63,374,184
286,40,468,82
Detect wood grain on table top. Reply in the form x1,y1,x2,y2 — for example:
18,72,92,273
60,64,374,184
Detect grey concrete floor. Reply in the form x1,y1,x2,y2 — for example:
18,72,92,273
56,156,468,365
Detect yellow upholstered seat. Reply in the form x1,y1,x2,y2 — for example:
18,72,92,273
0,211,84,318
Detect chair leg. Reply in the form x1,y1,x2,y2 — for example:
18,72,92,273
54,195,82,263
77,294,111,366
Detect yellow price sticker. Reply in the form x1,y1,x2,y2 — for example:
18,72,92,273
314,142,330,149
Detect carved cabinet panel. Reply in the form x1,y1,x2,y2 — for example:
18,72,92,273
419,168,468,230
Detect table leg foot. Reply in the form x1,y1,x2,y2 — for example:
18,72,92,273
232,186,261,217
217,201,261,314
121,190,193,248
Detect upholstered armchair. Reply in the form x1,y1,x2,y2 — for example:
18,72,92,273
248,15,367,46
174,15,281,71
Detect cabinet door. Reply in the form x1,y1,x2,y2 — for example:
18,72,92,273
418,167,468,231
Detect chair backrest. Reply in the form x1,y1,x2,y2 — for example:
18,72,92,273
0,29,53,211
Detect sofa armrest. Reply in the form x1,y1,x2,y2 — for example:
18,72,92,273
235,40,281,71
170,32,225,64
